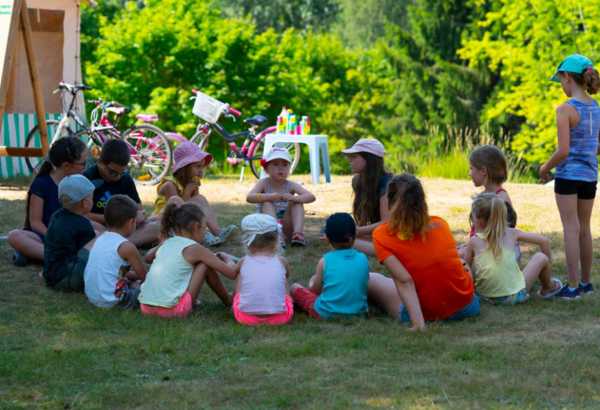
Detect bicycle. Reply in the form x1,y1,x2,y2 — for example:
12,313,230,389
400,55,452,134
25,82,172,185
189,89,301,180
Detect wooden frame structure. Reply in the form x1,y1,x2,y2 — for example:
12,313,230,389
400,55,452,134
0,0,48,158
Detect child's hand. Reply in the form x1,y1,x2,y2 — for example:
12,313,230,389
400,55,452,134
538,165,553,183
284,193,299,202
136,209,146,224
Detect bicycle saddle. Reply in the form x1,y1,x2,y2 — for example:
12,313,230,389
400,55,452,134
244,115,267,126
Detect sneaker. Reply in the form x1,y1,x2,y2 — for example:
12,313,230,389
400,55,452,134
218,225,237,243
578,282,594,295
555,284,581,300
12,251,29,267
203,231,224,247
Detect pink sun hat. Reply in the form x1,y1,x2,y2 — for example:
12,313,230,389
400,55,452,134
172,141,212,174
342,138,385,158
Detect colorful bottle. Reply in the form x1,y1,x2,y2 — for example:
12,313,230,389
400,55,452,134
289,114,296,135
277,107,288,133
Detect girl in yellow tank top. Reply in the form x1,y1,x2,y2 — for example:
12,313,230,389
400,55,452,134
462,193,562,304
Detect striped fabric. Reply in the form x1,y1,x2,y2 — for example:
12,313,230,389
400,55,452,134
0,113,61,177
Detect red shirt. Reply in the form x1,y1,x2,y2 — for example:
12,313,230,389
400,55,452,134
373,216,474,321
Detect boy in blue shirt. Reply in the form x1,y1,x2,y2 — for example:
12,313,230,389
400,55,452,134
290,213,369,319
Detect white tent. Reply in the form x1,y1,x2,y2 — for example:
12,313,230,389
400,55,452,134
0,0,82,177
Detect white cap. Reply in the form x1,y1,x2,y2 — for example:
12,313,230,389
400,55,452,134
263,147,291,164
241,213,280,247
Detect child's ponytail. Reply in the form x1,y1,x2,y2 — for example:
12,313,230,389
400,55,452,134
471,193,507,259
583,67,600,95
161,202,205,238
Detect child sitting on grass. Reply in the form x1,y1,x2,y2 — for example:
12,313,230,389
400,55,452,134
290,213,369,319
247,147,316,246
463,193,562,304
8,137,88,266
217,213,294,326
368,174,479,331
468,144,517,230
138,203,236,318
43,175,96,292
153,141,236,247
84,195,148,309
84,139,159,247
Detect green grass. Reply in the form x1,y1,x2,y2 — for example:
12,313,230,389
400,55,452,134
1,176,600,409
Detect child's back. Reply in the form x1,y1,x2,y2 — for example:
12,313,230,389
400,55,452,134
238,254,287,315
84,231,130,307
139,235,197,308
471,230,524,298
314,248,369,318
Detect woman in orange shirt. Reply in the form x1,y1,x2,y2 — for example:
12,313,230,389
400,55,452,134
368,174,479,330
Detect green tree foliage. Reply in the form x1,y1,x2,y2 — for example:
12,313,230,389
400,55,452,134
215,0,339,33
460,0,600,163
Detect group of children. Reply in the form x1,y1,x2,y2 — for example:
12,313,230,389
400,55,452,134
7,54,599,330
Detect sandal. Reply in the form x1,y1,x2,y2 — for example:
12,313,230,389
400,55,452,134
290,232,306,247
538,278,563,299
218,224,237,243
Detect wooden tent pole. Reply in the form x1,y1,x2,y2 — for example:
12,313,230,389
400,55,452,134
20,0,48,155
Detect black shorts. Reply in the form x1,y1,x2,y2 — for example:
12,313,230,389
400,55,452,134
554,178,597,199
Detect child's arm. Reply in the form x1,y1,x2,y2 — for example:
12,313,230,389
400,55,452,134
279,256,291,279
87,212,105,225
144,245,159,264
28,194,47,235
540,103,574,181
246,179,279,203
287,182,316,204
382,255,425,331
308,258,324,293
118,241,148,280
461,238,476,266
514,229,551,260
158,180,180,201
183,244,239,279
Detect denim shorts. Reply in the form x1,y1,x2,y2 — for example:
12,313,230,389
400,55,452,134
481,288,529,305
398,294,480,323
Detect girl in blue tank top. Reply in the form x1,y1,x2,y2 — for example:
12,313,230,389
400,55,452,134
540,54,600,299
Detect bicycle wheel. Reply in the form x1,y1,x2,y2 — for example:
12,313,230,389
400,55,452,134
24,119,62,174
122,124,172,185
249,127,301,179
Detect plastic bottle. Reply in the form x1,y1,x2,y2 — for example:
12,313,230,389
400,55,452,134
277,107,288,133
289,114,297,135
304,115,311,135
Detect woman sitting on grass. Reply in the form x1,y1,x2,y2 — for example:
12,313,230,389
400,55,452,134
462,193,562,304
368,174,479,331
342,138,392,256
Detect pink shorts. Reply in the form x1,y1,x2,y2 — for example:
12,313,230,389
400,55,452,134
140,291,193,318
290,287,321,319
232,293,294,326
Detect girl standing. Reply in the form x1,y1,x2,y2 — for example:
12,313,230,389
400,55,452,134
463,194,562,304
342,138,392,255
8,137,88,265
139,203,234,318
540,54,600,299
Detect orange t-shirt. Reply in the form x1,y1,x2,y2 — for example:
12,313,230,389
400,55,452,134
373,216,474,321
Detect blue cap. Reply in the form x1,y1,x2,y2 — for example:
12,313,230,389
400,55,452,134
550,54,594,82
58,174,95,204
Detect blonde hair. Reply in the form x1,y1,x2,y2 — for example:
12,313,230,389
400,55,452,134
386,174,429,240
471,193,507,259
469,145,508,185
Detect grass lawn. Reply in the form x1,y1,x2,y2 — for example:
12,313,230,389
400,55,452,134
1,175,600,409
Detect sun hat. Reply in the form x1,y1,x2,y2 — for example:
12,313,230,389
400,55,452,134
324,212,356,244
58,174,95,204
550,54,594,82
172,141,213,174
342,138,385,158
261,147,292,167
241,213,280,247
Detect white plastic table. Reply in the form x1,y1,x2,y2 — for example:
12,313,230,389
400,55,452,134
262,134,331,184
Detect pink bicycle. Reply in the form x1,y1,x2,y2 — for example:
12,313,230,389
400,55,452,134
189,89,301,179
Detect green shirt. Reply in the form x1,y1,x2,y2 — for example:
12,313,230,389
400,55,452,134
139,236,197,307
